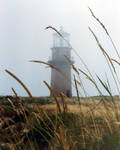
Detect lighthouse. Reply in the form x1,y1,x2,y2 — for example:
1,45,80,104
48,27,73,97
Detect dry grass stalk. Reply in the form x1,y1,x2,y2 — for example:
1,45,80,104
45,26,64,38
73,75,82,109
58,127,70,150
43,81,61,113
64,54,79,75
43,111,57,130
60,92,68,113
78,68,95,82
11,87,22,107
89,7,109,35
89,11,120,97
5,69,34,102
11,87,18,98
89,27,120,95
30,60,72,84
78,68,102,95
7,98,16,110
111,58,120,66
88,27,116,73
75,76,89,97
30,60,59,71
89,7,120,60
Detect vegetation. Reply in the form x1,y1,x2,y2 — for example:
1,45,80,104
0,8,120,150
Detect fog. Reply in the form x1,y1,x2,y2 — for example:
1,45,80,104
0,0,120,96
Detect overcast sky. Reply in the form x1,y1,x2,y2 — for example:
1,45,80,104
0,0,120,97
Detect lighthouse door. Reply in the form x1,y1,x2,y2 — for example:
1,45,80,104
66,90,70,97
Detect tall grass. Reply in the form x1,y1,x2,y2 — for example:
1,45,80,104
0,8,120,150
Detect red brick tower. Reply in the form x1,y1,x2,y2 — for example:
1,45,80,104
48,27,73,97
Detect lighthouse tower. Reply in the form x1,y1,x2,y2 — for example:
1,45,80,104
48,27,73,97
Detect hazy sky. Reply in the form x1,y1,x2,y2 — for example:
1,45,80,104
0,0,120,97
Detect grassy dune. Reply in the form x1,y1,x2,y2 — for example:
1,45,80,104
0,97,120,150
